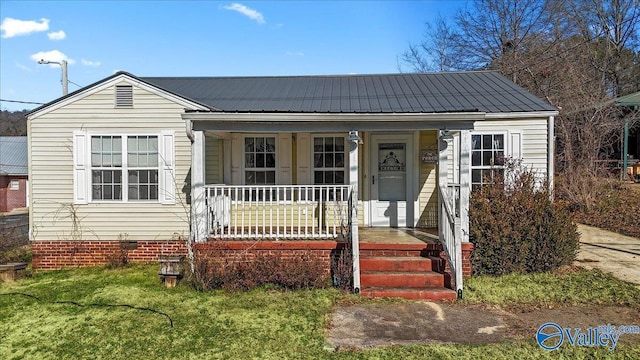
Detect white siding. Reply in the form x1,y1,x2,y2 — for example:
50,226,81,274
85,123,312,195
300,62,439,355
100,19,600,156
205,137,222,184
418,131,438,227
29,80,193,241
474,118,548,175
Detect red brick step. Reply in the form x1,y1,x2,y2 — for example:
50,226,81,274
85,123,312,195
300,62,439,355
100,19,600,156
361,287,457,300
360,271,445,288
360,256,434,272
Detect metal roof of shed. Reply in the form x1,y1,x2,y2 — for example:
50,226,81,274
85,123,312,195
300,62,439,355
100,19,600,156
0,136,28,175
141,71,557,114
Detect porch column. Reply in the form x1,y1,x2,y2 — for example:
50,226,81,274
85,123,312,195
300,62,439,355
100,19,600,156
191,130,208,243
438,131,448,244
348,130,361,294
459,130,470,242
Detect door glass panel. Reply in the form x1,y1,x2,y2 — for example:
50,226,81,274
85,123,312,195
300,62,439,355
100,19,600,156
378,143,406,201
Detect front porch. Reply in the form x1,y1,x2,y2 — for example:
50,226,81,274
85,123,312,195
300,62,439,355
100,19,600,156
186,116,474,297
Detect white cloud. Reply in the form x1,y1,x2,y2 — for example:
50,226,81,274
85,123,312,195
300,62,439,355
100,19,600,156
30,50,76,66
223,3,265,24
81,59,101,67
1,17,49,38
286,51,304,57
47,30,66,40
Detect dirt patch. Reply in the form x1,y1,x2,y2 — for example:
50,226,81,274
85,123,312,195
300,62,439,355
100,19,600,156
327,302,640,349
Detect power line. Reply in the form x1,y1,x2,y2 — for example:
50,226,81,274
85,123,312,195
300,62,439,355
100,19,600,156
0,99,45,105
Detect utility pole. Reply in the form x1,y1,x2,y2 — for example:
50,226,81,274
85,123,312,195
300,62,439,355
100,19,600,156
37,59,68,95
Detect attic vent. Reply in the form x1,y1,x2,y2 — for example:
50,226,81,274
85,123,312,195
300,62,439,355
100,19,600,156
115,85,133,107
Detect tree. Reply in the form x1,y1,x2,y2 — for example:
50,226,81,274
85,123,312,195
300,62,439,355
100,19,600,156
402,0,640,208
0,110,28,136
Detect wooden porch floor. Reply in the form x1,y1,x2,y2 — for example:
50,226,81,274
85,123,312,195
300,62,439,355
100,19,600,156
359,228,439,245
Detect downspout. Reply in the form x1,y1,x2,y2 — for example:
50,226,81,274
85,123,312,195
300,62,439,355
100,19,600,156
548,115,555,200
185,118,194,143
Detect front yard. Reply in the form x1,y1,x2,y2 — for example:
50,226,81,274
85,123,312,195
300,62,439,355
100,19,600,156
1,265,639,359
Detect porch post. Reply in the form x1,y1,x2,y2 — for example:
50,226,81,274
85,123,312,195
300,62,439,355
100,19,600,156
438,131,448,244
191,130,207,243
348,130,361,294
459,130,470,243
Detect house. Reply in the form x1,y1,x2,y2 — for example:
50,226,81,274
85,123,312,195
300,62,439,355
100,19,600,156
615,91,640,180
0,136,28,213
27,71,557,299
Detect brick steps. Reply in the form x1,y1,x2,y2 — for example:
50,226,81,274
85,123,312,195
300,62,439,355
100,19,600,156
360,271,444,288
359,248,454,301
361,287,457,300
360,256,433,272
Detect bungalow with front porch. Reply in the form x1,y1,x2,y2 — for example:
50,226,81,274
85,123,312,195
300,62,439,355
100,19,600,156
27,71,557,299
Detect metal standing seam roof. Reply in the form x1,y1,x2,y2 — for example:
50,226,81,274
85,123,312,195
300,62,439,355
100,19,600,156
140,71,557,114
0,136,28,175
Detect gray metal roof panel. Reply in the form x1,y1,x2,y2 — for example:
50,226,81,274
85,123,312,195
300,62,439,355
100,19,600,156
140,71,557,114
0,136,28,175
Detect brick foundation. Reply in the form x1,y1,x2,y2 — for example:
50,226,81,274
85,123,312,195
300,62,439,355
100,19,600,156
31,240,187,270
31,239,473,283
193,241,344,275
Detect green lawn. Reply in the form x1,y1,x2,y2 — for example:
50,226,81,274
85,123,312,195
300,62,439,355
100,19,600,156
1,265,639,359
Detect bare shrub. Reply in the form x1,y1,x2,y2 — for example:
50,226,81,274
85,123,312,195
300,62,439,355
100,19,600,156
190,247,329,292
330,242,352,290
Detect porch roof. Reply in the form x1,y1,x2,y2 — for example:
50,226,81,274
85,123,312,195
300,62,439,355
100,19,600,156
142,71,557,114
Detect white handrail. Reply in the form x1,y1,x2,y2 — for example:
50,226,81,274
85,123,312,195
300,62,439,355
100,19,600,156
439,184,463,297
205,184,351,240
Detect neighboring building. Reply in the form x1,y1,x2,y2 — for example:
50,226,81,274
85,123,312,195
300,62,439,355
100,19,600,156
26,71,557,298
0,136,28,212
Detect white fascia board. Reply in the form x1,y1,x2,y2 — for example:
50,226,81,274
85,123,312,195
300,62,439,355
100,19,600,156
183,112,485,122
28,74,210,119
484,111,558,119
185,112,483,132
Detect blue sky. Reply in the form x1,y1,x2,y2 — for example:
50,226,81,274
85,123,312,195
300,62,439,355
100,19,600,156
0,1,466,111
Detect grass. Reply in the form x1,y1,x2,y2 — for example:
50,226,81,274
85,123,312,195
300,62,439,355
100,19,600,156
1,265,639,359
463,268,640,308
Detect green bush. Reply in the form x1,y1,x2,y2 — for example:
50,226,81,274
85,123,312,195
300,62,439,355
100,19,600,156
469,161,579,276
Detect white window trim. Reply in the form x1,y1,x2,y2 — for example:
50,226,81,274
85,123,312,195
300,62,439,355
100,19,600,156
73,131,176,205
241,134,279,185
469,130,524,187
9,180,20,190
311,134,349,185
470,131,507,187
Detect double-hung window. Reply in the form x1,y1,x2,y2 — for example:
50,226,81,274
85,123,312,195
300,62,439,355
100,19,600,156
90,135,159,201
244,136,276,185
313,136,346,185
471,133,505,189
312,135,346,201
471,134,505,189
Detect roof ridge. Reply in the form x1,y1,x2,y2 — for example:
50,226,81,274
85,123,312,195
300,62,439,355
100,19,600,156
140,71,500,80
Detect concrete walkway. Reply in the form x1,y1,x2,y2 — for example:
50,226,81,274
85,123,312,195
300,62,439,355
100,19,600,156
575,224,640,285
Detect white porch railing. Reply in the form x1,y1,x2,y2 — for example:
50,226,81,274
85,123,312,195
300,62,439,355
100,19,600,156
205,185,351,240
439,184,463,296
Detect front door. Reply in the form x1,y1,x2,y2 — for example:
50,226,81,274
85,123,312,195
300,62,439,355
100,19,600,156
370,134,413,227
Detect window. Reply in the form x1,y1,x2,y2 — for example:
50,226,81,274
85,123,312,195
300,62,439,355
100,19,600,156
91,135,158,201
127,136,158,200
471,134,505,189
313,136,346,184
9,180,20,190
244,136,276,185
